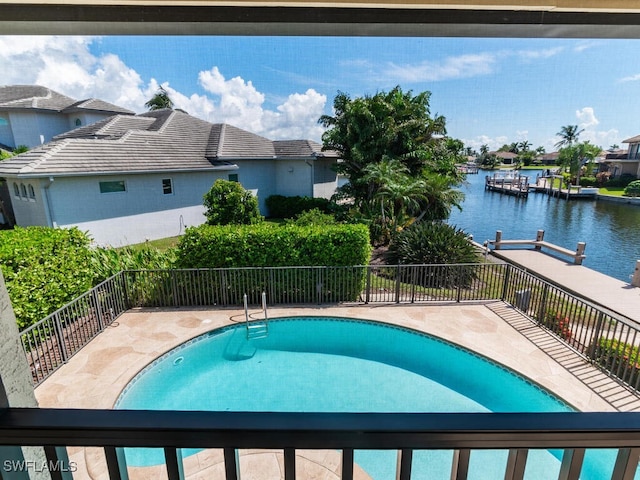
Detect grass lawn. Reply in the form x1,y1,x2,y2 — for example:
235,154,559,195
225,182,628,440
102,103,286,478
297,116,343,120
598,187,626,197
127,236,182,251
124,220,287,252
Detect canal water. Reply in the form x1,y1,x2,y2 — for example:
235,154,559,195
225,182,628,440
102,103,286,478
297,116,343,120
447,169,640,282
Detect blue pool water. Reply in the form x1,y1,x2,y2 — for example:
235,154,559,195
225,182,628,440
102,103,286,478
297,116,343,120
115,317,624,479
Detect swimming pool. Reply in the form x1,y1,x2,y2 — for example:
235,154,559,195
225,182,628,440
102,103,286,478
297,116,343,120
115,316,621,479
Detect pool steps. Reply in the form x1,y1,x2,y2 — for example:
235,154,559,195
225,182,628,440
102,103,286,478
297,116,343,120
244,292,269,339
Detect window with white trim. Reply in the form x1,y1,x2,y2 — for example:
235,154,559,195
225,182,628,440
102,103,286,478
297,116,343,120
13,183,19,197
28,184,36,201
20,183,27,199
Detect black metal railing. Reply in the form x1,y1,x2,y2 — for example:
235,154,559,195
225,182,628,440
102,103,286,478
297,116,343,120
19,263,640,393
1,409,639,480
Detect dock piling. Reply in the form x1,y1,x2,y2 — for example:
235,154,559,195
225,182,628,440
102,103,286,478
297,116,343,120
632,261,640,288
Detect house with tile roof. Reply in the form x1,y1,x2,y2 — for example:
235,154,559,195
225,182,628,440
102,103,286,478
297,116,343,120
595,135,640,179
0,109,339,246
0,85,134,150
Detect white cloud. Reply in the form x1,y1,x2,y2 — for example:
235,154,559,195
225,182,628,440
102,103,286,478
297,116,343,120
619,73,640,83
386,53,496,82
576,107,599,129
0,36,328,141
462,135,509,153
515,46,564,61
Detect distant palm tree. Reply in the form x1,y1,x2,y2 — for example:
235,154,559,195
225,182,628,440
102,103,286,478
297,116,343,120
555,125,584,149
145,86,174,111
518,140,531,152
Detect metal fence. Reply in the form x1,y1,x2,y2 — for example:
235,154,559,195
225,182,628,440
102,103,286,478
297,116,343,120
20,263,640,391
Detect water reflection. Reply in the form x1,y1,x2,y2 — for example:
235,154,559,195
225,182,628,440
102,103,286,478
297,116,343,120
448,170,640,281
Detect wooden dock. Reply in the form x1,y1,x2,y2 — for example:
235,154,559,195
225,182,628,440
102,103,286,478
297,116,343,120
485,172,529,197
486,229,639,324
530,176,598,200
490,249,640,324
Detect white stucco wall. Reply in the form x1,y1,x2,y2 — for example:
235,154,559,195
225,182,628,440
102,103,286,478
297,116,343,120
274,160,314,199
0,113,15,147
233,160,278,212
7,178,49,227
41,171,226,245
67,204,207,246
313,158,338,199
8,111,69,148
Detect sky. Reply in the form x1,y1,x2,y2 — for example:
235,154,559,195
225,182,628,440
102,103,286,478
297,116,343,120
1,35,639,153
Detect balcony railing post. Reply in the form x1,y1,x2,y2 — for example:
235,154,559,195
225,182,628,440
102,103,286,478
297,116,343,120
284,448,296,480
341,448,354,480
92,289,104,331
558,448,585,480
53,313,68,363
611,448,640,480
121,271,130,310
501,264,512,301
588,312,606,361
365,266,371,304
223,447,240,480
395,449,413,480
536,283,549,325
451,449,470,480
504,449,527,480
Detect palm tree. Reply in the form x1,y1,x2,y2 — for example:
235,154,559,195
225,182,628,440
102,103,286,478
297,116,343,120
555,125,584,149
518,140,531,152
145,86,174,111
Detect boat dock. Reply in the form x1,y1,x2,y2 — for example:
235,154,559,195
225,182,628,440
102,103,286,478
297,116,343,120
529,175,599,200
486,230,640,324
484,172,598,200
484,172,529,197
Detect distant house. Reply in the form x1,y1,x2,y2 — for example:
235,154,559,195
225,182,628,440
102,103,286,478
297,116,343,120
600,136,640,178
492,151,518,165
536,152,560,166
0,109,339,246
0,85,134,149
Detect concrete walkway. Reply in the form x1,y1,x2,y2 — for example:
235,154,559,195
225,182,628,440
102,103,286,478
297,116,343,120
491,248,640,323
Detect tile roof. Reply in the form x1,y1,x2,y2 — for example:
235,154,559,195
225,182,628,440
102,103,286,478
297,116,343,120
0,109,338,178
622,134,640,144
0,85,133,115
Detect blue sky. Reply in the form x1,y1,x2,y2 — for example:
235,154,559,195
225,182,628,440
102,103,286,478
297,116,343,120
2,35,639,152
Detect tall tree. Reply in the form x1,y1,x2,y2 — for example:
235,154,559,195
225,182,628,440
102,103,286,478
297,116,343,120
145,86,174,111
555,125,584,149
319,86,463,219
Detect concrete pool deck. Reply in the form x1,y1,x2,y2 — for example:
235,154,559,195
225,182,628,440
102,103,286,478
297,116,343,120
35,302,640,479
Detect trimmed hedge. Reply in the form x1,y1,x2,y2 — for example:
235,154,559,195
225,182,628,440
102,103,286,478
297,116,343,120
174,223,372,303
0,227,95,329
265,195,332,219
176,223,371,268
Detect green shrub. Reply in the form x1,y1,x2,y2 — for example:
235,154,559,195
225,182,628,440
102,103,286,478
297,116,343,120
265,195,331,218
203,179,263,225
579,176,597,187
594,337,640,384
285,208,337,226
0,227,95,329
176,223,370,268
623,180,640,197
607,174,637,188
174,223,371,303
91,246,176,282
386,222,479,288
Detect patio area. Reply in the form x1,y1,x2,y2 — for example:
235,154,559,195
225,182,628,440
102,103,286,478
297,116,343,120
34,301,640,479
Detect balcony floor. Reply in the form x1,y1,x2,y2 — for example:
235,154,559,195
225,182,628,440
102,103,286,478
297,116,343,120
34,301,640,479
